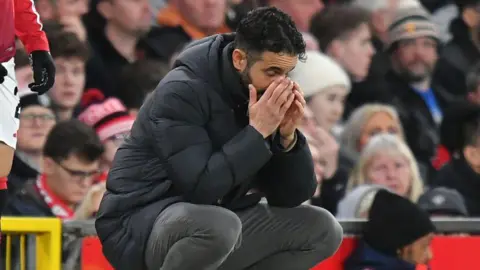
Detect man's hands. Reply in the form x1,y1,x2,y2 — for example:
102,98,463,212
74,182,106,220
29,51,56,95
249,78,295,138
279,82,306,147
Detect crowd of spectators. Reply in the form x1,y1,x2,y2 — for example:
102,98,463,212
3,0,480,269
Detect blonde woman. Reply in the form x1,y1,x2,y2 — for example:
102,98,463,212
347,134,424,202
341,103,404,155
318,104,405,214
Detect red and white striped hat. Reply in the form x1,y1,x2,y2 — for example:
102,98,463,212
78,89,135,142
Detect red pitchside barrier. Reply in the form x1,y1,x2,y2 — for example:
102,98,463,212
81,236,480,270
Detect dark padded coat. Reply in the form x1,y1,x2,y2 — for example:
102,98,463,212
95,33,316,270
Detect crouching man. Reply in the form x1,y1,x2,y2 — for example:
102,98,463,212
95,7,343,270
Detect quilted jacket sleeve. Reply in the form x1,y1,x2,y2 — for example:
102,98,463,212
257,131,317,208
149,81,272,205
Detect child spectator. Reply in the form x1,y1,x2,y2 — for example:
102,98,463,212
344,189,435,269
78,89,135,172
46,30,90,121
290,50,351,137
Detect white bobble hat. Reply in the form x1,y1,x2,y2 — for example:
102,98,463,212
290,51,351,98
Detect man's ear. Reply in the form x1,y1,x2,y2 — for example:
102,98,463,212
232,49,247,72
42,157,55,175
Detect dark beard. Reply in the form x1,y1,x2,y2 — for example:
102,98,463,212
240,68,266,96
396,64,433,83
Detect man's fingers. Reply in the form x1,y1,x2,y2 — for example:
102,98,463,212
294,90,306,107
262,77,283,99
270,78,291,104
248,84,257,107
280,92,295,115
276,81,294,106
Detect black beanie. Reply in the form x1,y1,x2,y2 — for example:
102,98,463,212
19,92,51,109
364,190,435,256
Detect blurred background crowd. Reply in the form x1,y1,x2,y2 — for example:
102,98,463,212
4,0,480,269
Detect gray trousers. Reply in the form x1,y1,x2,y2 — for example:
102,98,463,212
144,202,343,270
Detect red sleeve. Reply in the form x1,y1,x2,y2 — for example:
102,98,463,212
14,0,49,54
0,177,7,190
432,145,451,170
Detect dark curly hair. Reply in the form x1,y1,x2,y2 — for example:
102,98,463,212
234,6,306,61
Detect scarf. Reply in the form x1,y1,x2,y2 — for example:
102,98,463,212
36,174,75,220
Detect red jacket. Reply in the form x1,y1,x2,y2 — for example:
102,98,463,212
0,0,49,63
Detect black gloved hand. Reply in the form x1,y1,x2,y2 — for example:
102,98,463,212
29,50,56,95
0,64,7,84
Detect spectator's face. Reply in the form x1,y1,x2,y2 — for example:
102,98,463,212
17,106,56,152
331,24,374,82
307,86,348,130
56,0,89,18
15,66,33,91
102,133,128,168
371,0,399,36
358,112,401,151
269,0,324,32
399,233,434,265
48,57,85,110
35,0,89,20
467,86,480,105
177,0,227,33
366,152,411,197
462,5,480,31
99,0,151,36
44,154,100,205
392,37,438,83
232,50,298,94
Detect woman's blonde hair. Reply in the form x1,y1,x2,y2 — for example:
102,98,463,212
341,104,405,154
347,134,424,202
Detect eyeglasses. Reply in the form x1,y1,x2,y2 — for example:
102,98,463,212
106,133,129,146
20,113,56,124
54,160,100,182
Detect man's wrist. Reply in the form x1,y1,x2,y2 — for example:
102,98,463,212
280,131,297,151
